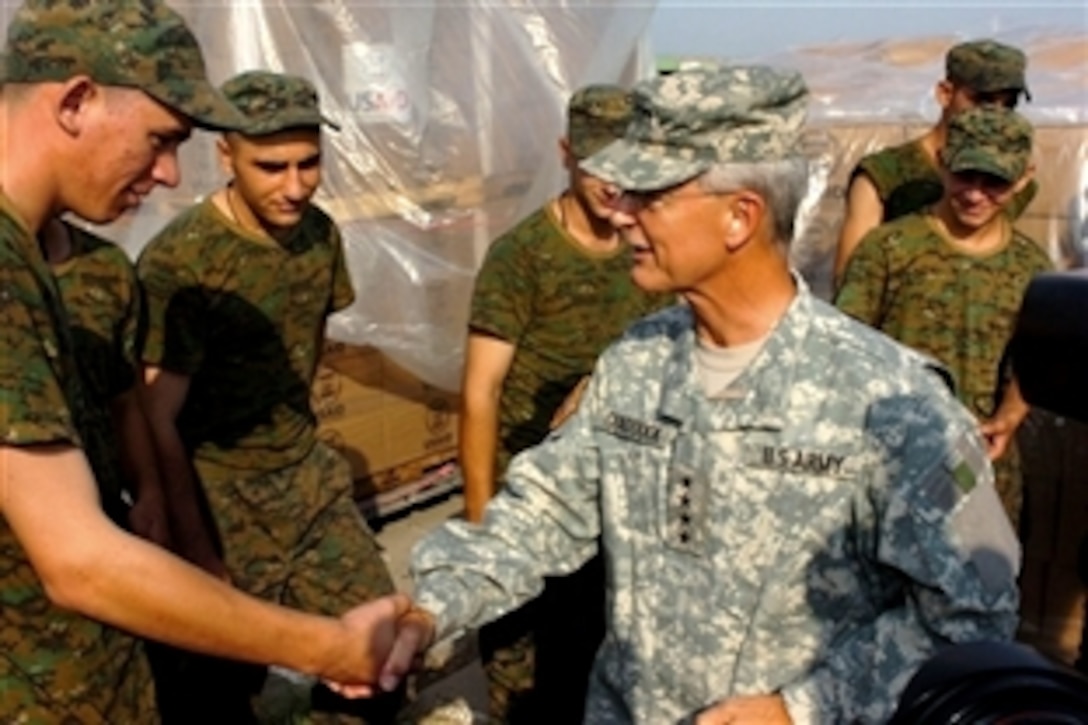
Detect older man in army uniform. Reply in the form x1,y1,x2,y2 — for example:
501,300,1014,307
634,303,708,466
368,66,1021,724
138,70,398,723
0,2,411,721
461,83,668,723
835,39,1037,281
835,107,1051,530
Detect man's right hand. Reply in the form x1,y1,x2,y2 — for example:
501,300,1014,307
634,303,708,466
325,595,436,697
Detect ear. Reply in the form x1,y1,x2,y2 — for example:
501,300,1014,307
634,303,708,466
1012,162,1036,194
215,135,235,177
722,191,764,253
55,76,98,137
935,80,954,111
559,136,576,172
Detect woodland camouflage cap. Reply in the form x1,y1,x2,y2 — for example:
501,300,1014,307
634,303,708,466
1,0,243,130
221,70,341,137
946,39,1031,101
567,84,633,160
943,106,1033,183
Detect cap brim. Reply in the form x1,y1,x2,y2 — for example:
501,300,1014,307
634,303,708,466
148,79,247,131
947,149,1019,184
580,137,710,192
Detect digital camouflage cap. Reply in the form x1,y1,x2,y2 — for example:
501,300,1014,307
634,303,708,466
946,39,1031,101
942,107,1033,183
567,84,633,160
1,0,243,130
221,70,341,137
581,65,808,191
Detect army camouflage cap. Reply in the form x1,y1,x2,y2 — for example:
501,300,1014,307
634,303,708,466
221,70,341,137
1,0,243,130
567,84,633,159
942,107,1033,183
581,65,808,191
946,39,1031,101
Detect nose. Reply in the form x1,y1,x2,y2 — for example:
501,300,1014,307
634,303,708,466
151,148,182,189
284,168,309,202
608,206,638,232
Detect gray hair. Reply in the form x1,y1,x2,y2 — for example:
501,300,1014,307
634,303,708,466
698,157,809,245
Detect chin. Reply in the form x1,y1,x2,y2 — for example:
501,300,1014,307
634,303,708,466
631,269,674,294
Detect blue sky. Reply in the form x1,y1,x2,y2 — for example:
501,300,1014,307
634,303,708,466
650,1,1088,59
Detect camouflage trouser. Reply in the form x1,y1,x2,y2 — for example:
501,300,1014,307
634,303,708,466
152,442,399,724
2,634,158,724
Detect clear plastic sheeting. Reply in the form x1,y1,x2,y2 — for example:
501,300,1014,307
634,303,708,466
762,28,1088,299
81,2,656,392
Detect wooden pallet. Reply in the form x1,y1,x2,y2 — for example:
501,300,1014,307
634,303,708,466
355,450,461,520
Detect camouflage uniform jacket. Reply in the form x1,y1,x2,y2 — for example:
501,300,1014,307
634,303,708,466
854,138,1037,223
470,204,671,469
53,223,143,519
833,212,1052,420
0,200,154,722
138,198,354,475
412,278,1020,724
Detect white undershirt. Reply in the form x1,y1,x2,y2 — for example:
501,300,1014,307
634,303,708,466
694,334,769,397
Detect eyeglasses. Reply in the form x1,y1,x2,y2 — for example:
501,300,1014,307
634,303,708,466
611,186,725,213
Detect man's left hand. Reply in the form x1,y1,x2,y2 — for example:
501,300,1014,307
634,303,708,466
695,694,792,725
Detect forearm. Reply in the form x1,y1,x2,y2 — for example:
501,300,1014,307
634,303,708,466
458,398,501,523
65,518,351,677
415,431,601,643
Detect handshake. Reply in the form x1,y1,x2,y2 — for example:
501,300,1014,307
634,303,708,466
320,593,438,697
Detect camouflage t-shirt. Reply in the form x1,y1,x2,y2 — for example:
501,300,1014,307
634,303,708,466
138,197,354,474
53,222,143,517
0,198,155,722
854,138,1037,223
833,212,1053,419
469,204,671,469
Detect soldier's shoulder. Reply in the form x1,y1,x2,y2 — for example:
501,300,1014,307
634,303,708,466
605,304,690,357
139,201,225,263
809,297,952,395
491,207,555,250
1009,228,1053,269
856,139,918,175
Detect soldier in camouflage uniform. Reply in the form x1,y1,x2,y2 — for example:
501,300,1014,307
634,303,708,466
0,2,415,722
461,83,669,723
138,70,398,724
374,66,1021,724
835,39,1037,282
40,218,171,546
835,107,1051,529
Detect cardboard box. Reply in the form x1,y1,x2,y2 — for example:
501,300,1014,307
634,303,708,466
312,341,460,500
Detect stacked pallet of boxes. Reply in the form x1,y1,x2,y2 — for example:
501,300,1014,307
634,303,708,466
786,31,1088,664
311,341,461,508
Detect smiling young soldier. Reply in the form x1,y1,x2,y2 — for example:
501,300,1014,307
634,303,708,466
835,106,1052,530
834,39,1037,281
137,71,398,723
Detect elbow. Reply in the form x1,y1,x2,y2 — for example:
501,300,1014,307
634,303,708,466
36,548,101,613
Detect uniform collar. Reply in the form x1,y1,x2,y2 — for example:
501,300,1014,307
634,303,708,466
659,272,814,432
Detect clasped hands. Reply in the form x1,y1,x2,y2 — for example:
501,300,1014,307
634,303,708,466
323,593,437,697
